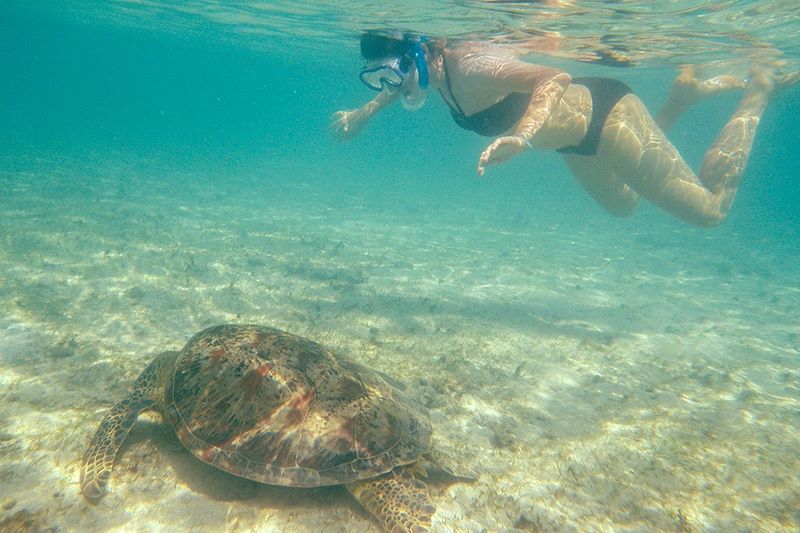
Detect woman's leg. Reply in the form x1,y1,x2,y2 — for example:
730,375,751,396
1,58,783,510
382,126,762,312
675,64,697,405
697,67,772,211
561,153,640,218
599,68,778,227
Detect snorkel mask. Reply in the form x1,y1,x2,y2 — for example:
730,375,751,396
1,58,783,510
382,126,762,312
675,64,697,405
359,33,429,109
359,56,409,92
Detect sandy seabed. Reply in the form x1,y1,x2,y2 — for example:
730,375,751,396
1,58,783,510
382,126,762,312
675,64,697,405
1,156,798,532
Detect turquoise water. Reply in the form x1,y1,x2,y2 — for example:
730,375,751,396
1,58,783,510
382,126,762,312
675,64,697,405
1,2,799,532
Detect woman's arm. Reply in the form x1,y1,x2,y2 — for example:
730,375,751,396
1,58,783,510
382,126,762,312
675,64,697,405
456,48,572,175
330,88,401,140
512,70,572,142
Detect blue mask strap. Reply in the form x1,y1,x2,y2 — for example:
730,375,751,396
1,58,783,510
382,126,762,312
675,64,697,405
408,42,428,89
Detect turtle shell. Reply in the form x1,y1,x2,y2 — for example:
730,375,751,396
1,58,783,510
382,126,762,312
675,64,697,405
163,324,432,487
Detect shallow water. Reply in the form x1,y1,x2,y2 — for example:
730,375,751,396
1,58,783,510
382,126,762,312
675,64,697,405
1,2,799,532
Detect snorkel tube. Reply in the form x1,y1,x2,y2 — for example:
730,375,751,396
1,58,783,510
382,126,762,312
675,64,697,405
407,39,429,89
398,35,429,110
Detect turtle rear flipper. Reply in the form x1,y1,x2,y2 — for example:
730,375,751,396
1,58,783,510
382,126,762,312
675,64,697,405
346,465,435,533
79,350,178,502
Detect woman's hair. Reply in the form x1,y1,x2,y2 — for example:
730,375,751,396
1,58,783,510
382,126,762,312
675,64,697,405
360,32,408,60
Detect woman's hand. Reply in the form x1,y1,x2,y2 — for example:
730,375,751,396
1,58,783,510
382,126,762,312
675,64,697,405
477,135,528,176
329,110,365,141
330,90,400,141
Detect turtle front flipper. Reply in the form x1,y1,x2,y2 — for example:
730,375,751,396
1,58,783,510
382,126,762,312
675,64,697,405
79,350,178,502
346,465,435,533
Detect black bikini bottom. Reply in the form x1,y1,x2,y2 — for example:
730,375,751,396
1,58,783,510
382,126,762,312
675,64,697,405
556,77,632,156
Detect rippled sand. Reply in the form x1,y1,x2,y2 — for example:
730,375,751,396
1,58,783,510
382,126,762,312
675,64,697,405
1,156,798,532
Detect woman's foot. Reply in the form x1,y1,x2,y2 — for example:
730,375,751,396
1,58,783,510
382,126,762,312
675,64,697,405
656,65,746,132
673,65,746,104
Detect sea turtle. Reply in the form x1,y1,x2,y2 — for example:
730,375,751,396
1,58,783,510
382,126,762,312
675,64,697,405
80,324,469,532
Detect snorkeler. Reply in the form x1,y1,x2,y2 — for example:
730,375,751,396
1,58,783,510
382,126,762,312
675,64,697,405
331,32,797,227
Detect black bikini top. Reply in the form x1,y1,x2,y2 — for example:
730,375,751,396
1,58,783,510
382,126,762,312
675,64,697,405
439,58,531,137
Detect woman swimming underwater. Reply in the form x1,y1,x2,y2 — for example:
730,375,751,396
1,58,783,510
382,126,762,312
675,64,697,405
331,32,797,227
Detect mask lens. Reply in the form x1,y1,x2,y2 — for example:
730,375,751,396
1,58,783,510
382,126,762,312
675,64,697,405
359,58,405,91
